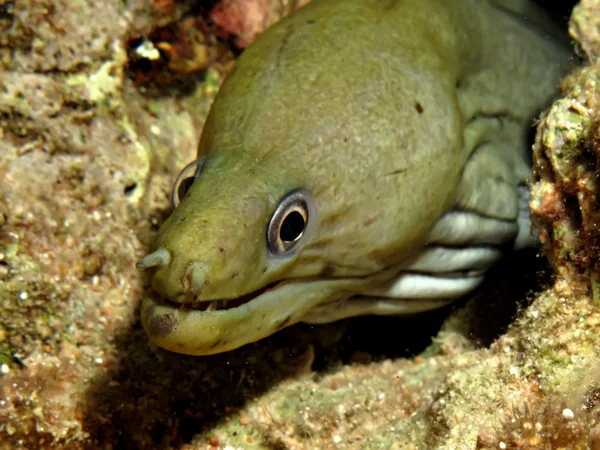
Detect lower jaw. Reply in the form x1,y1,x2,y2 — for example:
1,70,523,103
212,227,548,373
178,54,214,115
139,283,310,356
140,277,376,356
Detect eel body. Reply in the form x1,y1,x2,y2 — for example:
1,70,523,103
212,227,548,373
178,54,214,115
137,0,570,355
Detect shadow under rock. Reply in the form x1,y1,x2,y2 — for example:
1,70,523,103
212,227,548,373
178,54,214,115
454,247,552,347
81,249,550,448
80,312,344,448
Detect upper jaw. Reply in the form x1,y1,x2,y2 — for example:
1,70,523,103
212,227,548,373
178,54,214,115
157,280,283,312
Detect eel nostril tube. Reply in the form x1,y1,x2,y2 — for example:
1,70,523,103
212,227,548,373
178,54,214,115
136,248,172,270
186,264,207,296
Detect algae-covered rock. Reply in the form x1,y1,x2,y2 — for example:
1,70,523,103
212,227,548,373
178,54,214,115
0,0,228,446
530,67,600,292
531,1,600,296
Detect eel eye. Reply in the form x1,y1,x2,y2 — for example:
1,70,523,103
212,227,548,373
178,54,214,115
171,157,206,210
267,188,314,256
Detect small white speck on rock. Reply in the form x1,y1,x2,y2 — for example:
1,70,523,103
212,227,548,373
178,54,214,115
135,40,160,60
562,408,575,419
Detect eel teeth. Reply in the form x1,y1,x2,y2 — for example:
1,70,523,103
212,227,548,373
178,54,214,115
206,301,217,312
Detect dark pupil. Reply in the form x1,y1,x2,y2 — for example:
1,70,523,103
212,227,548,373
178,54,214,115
177,177,195,202
280,211,305,242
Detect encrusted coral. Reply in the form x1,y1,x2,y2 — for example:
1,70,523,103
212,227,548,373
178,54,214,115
530,0,600,294
476,402,600,450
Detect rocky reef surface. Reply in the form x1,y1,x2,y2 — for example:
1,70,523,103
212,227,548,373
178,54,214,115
0,0,598,448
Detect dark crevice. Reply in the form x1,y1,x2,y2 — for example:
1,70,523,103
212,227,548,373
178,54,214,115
124,183,137,195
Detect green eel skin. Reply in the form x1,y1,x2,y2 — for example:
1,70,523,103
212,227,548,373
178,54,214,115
137,0,571,355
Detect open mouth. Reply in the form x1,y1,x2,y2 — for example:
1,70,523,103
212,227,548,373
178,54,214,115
140,276,363,355
161,281,282,312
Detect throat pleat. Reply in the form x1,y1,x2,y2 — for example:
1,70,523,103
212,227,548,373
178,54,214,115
403,245,502,273
364,272,485,300
426,210,518,246
361,209,518,302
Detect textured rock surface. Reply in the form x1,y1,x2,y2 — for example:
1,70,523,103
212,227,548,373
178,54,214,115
531,0,600,296
1,1,599,449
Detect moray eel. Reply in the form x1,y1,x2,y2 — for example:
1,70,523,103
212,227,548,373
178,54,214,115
137,0,570,355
